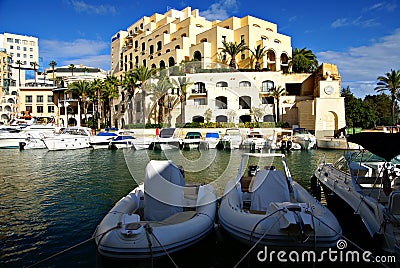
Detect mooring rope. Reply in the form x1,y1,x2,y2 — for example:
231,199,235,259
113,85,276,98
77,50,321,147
144,223,179,268
233,209,285,268
26,224,121,268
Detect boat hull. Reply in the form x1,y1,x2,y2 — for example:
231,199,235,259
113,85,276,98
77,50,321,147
43,136,91,150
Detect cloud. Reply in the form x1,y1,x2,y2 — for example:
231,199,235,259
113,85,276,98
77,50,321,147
200,0,239,21
40,39,110,70
363,2,397,12
317,28,400,98
331,16,380,28
68,0,117,15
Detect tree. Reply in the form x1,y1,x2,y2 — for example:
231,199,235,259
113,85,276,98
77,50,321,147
66,80,93,125
15,60,23,87
291,47,318,73
68,64,76,76
250,45,267,71
267,86,287,122
132,66,156,124
251,107,264,123
375,69,400,126
121,70,138,124
364,93,395,127
49,60,57,86
90,78,104,129
204,108,212,123
219,41,249,69
172,76,193,124
342,87,375,129
30,61,39,85
103,75,120,127
149,77,173,124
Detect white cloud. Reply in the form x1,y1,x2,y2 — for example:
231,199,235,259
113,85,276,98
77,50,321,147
363,2,397,12
331,16,380,28
40,39,110,70
69,0,117,15
317,28,400,98
200,0,239,21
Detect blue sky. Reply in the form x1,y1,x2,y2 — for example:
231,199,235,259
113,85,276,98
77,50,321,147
0,0,399,98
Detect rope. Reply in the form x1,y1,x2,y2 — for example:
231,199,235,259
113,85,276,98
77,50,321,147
233,209,285,268
310,213,390,268
26,224,121,268
144,223,179,268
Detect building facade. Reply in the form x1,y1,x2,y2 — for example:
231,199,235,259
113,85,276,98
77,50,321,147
110,7,345,138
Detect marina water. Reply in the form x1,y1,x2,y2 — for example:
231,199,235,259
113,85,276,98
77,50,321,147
0,148,343,267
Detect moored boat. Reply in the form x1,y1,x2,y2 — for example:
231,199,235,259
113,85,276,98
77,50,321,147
219,153,342,249
182,131,207,150
313,132,400,260
292,127,317,150
204,131,220,149
43,126,92,151
93,160,217,259
89,128,119,149
149,128,182,150
241,130,266,151
221,128,243,150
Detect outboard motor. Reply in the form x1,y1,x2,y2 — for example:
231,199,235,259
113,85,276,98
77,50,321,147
19,142,26,150
287,140,292,150
280,141,287,151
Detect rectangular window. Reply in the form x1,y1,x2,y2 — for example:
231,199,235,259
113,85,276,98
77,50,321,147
47,95,54,103
15,39,20,44
30,55,33,59
17,53,20,57
6,38,13,43
26,95,32,103
25,106,32,113
37,106,43,113
17,46,20,50
37,95,43,103
194,98,206,105
47,106,54,113
10,45,13,50
29,48,33,52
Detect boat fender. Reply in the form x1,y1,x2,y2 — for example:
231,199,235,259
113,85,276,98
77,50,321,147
310,175,321,201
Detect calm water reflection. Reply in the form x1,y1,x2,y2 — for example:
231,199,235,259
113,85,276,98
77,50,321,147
0,148,343,267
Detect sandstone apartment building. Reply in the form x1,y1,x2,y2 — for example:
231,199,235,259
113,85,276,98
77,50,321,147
110,6,345,138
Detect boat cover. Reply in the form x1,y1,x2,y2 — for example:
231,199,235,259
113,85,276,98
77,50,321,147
250,170,290,211
144,160,185,221
159,128,176,138
205,132,219,138
347,132,400,161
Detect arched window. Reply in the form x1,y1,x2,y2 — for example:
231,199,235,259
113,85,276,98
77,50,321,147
239,96,251,109
149,45,154,54
215,96,227,109
239,115,251,123
262,80,274,92
267,50,276,71
216,115,227,122
175,45,180,49
192,116,204,123
166,49,170,53
151,64,156,69
157,41,162,51
142,59,146,67
141,42,145,51
193,82,206,93
193,51,202,61
239,81,251,87
181,33,187,38
169,57,175,67
163,30,168,34
160,60,166,69
216,81,228,87
253,24,261,28
200,38,207,42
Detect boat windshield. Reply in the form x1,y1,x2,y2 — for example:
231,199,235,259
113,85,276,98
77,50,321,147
205,132,219,138
226,129,241,136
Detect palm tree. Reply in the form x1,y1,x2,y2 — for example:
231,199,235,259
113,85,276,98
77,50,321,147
219,41,249,69
15,60,23,87
68,64,76,76
250,44,267,71
267,86,287,122
49,60,57,86
172,76,193,124
375,69,400,126
149,77,173,124
66,80,93,125
90,78,104,129
132,66,156,124
291,47,318,73
30,61,39,85
121,70,138,124
103,75,120,127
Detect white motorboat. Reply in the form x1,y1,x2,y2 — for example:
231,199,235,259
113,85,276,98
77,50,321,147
292,128,317,150
93,160,217,259
219,153,342,249
221,128,243,150
241,130,266,151
89,128,119,149
132,137,153,150
204,131,220,149
182,131,207,150
313,132,400,259
150,128,182,150
272,130,302,151
43,126,92,151
0,124,57,149
108,131,136,150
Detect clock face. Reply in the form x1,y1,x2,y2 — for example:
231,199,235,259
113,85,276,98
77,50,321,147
324,86,334,95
